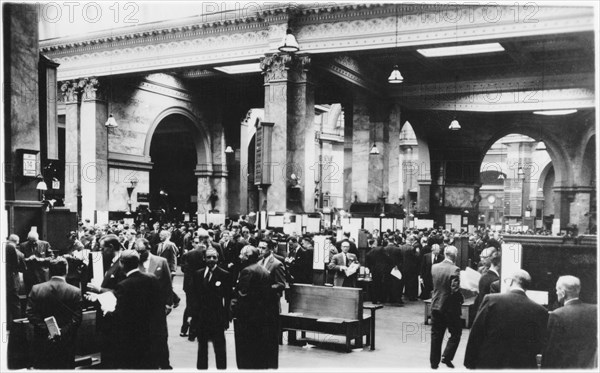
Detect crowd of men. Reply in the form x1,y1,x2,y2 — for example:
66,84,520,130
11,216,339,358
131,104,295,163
4,217,597,369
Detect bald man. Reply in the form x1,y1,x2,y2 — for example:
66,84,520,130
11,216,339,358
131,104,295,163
464,269,548,369
542,276,597,369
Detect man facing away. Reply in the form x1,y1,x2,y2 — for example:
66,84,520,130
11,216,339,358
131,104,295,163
26,257,82,369
464,269,548,369
111,250,164,369
231,245,278,369
190,248,232,370
430,245,463,369
542,275,597,369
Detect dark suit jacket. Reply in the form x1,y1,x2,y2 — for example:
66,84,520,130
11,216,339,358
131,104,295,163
190,266,232,330
26,277,82,369
231,262,275,323
366,246,393,276
291,247,314,284
139,254,173,307
399,244,419,275
464,290,548,369
420,252,443,291
542,300,597,369
112,271,163,369
474,269,499,311
384,244,402,270
431,260,463,314
328,252,359,287
182,247,206,293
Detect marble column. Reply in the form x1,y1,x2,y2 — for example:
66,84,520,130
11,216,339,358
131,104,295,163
343,103,354,209
387,105,401,204
61,82,81,213
196,166,213,216
5,3,41,202
79,78,108,223
211,120,229,214
260,53,312,212
351,94,370,203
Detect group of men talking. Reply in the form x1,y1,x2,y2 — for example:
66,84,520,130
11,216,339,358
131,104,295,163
429,245,597,370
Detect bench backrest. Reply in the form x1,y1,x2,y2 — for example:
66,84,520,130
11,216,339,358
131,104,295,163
288,284,363,320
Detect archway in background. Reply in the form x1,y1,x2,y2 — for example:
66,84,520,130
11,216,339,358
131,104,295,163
479,134,553,230
149,114,198,221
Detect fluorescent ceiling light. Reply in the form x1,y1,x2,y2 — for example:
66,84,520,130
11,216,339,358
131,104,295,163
417,43,504,57
214,63,261,74
533,109,578,116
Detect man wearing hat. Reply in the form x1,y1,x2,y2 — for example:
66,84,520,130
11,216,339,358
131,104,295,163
112,250,163,369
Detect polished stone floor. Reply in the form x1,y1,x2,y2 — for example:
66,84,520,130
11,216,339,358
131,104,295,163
167,270,471,371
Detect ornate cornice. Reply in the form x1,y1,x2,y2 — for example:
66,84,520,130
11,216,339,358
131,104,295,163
41,4,594,81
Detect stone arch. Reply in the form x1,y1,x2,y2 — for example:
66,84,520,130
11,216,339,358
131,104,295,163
579,134,596,187
481,125,570,188
144,107,212,167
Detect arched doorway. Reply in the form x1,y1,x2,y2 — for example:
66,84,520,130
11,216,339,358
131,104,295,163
149,114,198,221
479,134,553,232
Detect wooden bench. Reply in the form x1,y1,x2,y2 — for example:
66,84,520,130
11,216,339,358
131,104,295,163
280,284,382,352
423,297,476,328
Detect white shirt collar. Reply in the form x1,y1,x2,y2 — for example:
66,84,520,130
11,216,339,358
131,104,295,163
565,298,579,305
112,251,121,264
126,268,140,277
489,268,500,277
51,276,66,281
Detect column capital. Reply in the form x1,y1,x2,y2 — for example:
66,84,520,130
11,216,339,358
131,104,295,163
260,52,311,84
59,77,107,103
58,80,80,104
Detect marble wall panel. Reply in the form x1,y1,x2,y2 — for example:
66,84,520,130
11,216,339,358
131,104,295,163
108,168,150,212
351,100,370,203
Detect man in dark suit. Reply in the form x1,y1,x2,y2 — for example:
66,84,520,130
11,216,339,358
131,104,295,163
26,258,82,369
400,235,420,301
6,235,26,324
542,275,597,369
290,236,314,284
111,250,163,369
384,237,403,303
464,269,548,369
85,234,126,369
329,241,360,287
366,238,393,304
474,253,500,311
430,245,463,369
257,240,286,369
135,238,173,369
231,245,278,369
190,248,232,369
181,239,207,338
420,243,443,300
20,231,54,293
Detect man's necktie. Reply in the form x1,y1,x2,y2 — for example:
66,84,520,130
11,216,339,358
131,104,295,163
344,253,348,266
205,268,212,283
